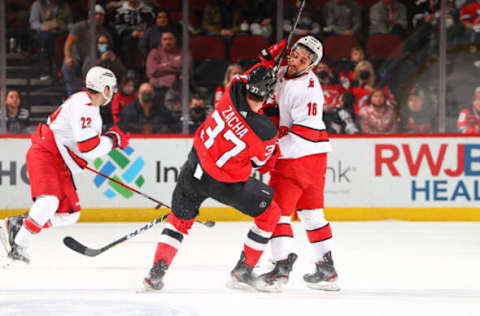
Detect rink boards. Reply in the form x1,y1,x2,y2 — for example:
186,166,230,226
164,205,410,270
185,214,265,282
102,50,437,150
0,134,479,221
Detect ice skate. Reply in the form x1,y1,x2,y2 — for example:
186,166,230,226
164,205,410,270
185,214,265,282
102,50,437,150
140,260,168,292
2,215,26,248
258,253,298,291
6,243,30,265
303,251,340,291
226,252,277,293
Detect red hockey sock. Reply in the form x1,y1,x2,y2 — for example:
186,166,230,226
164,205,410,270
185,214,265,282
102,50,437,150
154,243,178,267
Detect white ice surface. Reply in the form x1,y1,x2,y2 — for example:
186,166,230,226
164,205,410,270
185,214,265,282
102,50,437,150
1,221,480,316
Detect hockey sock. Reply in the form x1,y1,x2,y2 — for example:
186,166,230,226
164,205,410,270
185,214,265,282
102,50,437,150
244,201,280,267
297,208,334,262
48,212,80,227
15,195,59,248
270,215,295,261
153,214,194,266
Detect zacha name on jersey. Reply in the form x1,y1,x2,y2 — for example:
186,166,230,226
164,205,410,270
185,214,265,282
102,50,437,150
221,105,248,139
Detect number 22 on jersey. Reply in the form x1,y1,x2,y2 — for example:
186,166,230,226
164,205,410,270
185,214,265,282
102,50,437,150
201,110,246,168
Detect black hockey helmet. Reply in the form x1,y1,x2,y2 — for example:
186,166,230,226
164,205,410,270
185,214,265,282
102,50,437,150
246,65,276,99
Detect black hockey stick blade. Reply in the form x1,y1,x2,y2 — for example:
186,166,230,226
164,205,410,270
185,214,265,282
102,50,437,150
63,236,103,257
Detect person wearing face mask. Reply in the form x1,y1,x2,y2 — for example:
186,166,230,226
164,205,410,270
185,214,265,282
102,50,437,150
117,82,179,134
350,60,396,114
111,77,137,124
82,35,127,87
358,87,397,134
181,92,209,134
62,4,110,96
0,67,130,264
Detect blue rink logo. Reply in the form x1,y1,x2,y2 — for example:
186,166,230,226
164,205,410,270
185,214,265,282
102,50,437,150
92,146,145,199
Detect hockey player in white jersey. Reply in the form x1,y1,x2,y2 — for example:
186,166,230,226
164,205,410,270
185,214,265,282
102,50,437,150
259,36,340,291
0,66,130,264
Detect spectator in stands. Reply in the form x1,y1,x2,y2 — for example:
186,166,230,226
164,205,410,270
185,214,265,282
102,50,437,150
284,0,321,37
369,0,407,37
139,10,181,55
82,34,127,84
201,0,244,37
62,4,110,96
118,82,178,134
358,87,397,134
400,85,436,134
146,31,192,99
323,0,361,37
336,46,366,89
350,60,396,114
460,0,480,51
246,0,275,40
214,63,243,106
5,90,30,134
112,77,137,124
30,0,73,80
114,0,155,69
179,92,210,134
457,86,480,134
6,0,31,53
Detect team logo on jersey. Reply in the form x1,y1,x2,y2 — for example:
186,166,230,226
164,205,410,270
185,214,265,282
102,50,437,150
308,79,314,88
92,145,145,199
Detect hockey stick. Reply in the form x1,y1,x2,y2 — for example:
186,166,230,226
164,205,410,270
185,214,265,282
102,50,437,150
274,0,306,78
63,213,170,257
85,166,215,228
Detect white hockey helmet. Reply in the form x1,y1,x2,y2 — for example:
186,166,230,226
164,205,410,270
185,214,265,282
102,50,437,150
85,66,117,105
291,35,323,66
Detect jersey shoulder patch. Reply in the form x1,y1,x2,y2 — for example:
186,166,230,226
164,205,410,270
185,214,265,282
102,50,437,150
245,113,277,141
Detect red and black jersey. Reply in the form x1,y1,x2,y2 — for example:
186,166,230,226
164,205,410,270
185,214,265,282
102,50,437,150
193,73,278,183
457,106,480,134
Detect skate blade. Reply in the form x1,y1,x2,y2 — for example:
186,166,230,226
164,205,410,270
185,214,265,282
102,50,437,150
136,278,163,293
226,277,280,293
2,257,29,269
305,278,341,292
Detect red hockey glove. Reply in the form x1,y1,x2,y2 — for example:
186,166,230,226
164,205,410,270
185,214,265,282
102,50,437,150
259,39,287,67
105,125,130,150
259,144,281,174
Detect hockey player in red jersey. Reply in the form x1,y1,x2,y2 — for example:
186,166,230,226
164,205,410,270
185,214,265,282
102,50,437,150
0,66,130,264
141,64,281,292
258,36,340,291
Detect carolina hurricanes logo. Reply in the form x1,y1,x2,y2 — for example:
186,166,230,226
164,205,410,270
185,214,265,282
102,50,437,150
308,79,314,88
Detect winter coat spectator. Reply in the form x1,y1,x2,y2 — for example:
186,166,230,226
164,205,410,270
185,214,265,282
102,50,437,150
6,90,30,134
139,10,181,55
112,77,137,124
82,34,127,84
457,86,480,134
114,0,155,68
399,85,436,133
62,5,111,96
358,87,397,134
214,63,243,106
201,0,244,37
369,0,407,37
323,0,361,37
145,31,192,92
181,92,211,134
284,0,321,37
30,0,73,79
118,82,179,134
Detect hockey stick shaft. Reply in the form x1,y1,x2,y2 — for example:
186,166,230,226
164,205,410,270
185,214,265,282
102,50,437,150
84,166,215,228
274,0,306,76
63,213,169,257
86,166,167,209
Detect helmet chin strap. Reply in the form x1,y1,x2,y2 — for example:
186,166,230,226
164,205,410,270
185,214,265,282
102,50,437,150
101,86,113,106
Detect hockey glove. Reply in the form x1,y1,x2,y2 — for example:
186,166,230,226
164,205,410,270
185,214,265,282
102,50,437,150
105,125,130,150
258,144,280,174
259,39,287,67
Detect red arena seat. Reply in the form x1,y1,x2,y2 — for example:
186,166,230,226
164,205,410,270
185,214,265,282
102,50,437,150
323,35,360,60
230,35,270,63
366,34,404,59
190,36,226,60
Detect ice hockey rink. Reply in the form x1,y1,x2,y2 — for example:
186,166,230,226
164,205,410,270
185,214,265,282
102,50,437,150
1,220,479,316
